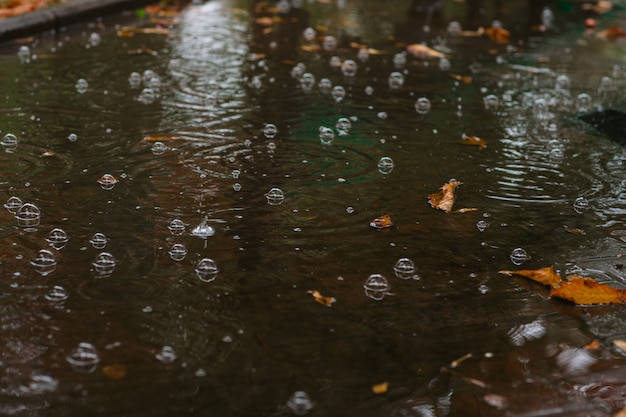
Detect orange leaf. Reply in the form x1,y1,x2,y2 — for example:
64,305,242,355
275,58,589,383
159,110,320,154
583,340,601,350
428,180,463,213
142,135,180,142
450,74,472,84
485,27,510,44
307,290,336,307
563,225,586,235
406,43,447,59
613,339,626,352
597,25,626,40
370,214,393,229
371,381,388,394
498,266,563,289
102,363,127,380
459,133,487,150
550,276,626,305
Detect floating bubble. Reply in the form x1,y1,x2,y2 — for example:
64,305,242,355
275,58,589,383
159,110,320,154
195,258,219,282
151,141,167,155
168,219,186,235
510,247,530,265
573,197,591,214
68,133,78,142
341,59,358,77
265,187,285,205
46,228,69,250
549,148,564,162
335,117,352,135
377,111,387,120
4,196,23,214
394,258,418,280
232,169,241,179
483,94,499,110
16,202,41,229
30,249,57,276
97,173,118,190
168,243,187,261
357,48,369,63
300,73,315,92
575,93,592,113
128,72,142,89
438,58,451,71
447,21,462,36
20,374,59,394
156,345,177,364
532,98,551,120
364,85,374,95
287,391,314,416
331,86,346,102
364,274,390,300
329,56,342,69
415,97,431,114
291,63,306,79
318,78,332,94
233,183,242,191
191,217,215,238
1,133,19,152
322,35,337,51
393,52,407,68
17,45,31,64
541,7,554,28
377,156,394,174
93,252,116,275
89,232,107,249
142,69,157,85
476,220,489,232
318,127,335,145
66,342,100,373
75,78,88,94
263,123,278,139
303,27,316,41
137,88,156,104
555,74,570,92
88,32,101,47
388,71,404,89
45,285,69,303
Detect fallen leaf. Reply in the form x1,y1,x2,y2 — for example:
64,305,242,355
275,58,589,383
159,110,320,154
498,265,563,289
485,27,510,44
597,25,626,41
460,133,487,150
563,225,586,235
612,339,626,352
102,363,127,380
428,180,463,213
371,381,388,394
307,290,336,307
406,43,447,59
584,340,601,350
370,214,393,229
142,135,180,142
300,44,322,52
117,26,170,37
40,151,56,157
614,406,626,417
550,276,626,305
583,1,613,14
450,74,472,84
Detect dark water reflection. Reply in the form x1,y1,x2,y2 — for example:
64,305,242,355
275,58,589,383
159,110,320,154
2,0,626,415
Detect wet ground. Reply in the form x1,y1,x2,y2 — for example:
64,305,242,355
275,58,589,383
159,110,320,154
2,0,626,416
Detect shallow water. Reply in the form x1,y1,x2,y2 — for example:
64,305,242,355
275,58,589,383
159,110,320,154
2,1,626,416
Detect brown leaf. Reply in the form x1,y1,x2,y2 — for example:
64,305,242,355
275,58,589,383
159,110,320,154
498,266,563,289
563,225,586,235
307,290,336,307
485,27,510,44
612,339,626,352
370,214,393,229
142,135,180,142
102,363,127,380
460,133,487,150
550,276,626,305
597,25,626,40
406,43,447,59
428,180,463,213
450,74,472,84
371,381,388,394
614,406,626,417
583,340,601,350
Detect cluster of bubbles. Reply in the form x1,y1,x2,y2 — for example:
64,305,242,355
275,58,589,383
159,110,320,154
129,69,163,104
166,217,219,281
363,258,419,301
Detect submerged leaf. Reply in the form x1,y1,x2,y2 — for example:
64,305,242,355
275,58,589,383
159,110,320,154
371,381,389,394
307,290,336,307
370,214,393,229
428,180,463,213
550,276,626,305
499,266,563,289
102,363,127,380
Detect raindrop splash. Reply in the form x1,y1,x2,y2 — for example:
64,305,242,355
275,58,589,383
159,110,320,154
45,285,69,304
1,133,19,152
4,196,23,214
286,391,314,416
168,243,188,261
89,232,107,249
263,123,278,139
191,217,215,238
318,127,335,145
156,345,177,364
16,202,41,229
168,219,186,235
573,197,590,214
415,97,431,114
75,78,88,94
388,72,404,89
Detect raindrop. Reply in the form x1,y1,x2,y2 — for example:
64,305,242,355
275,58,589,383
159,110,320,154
265,187,285,205
476,220,489,232
510,247,530,265
66,342,100,373
191,217,215,238
89,232,107,249
346,206,354,214
263,123,278,139
148,76,162,92
341,59,358,77
447,21,462,36
575,93,592,113
45,285,69,303
168,243,187,261
75,78,88,94
4,196,23,214
331,86,346,102
46,228,69,250
97,173,118,190
330,56,342,69
16,202,41,229
335,117,352,135
88,32,101,47
151,141,167,155
388,71,404,89
549,148,564,162
415,97,431,114
195,258,219,282
364,85,374,95
267,142,277,152
93,252,116,275
291,63,306,79
1,133,19,152
68,133,78,142
394,258,418,280
232,169,241,179
393,52,407,68
573,197,590,214
21,374,58,394
30,249,57,276
303,27,316,41
168,219,186,235
287,391,314,416
318,127,335,145
532,98,551,120
377,156,394,174
322,35,337,51
155,345,177,364
377,111,387,120
364,274,390,300
137,88,156,104
17,45,31,63
128,72,142,89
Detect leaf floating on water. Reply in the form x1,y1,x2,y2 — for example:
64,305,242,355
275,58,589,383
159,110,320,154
117,26,171,38
428,180,466,213
584,340,601,350
40,151,56,157
371,381,388,394
613,339,626,352
550,276,626,305
370,214,393,229
142,135,180,142
563,225,586,235
499,265,563,289
406,43,448,59
450,74,472,84
459,133,487,150
485,27,510,44
597,25,626,41
102,363,127,381
307,290,336,307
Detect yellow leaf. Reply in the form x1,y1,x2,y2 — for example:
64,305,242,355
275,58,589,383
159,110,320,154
550,276,626,305
307,290,336,307
371,381,388,394
563,225,586,235
499,266,563,289
406,43,447,59
460,133,487,150
370,214,393,229
428,180,463,213
485,27,510,44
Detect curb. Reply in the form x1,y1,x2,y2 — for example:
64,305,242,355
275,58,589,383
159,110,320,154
0,0,157,44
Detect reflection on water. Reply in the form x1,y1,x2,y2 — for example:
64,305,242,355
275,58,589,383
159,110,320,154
3,0,626,415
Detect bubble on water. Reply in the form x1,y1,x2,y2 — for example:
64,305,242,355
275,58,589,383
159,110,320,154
263,123,278,139
16,202,41,229
151,141,167,155
549,147,564,162
541,7,554,29
364,274,390,300
195,258,219,282
303,27,316,41
341,59,358,77
438,57,451,71
331,86,346,103
168,219,186,235
575,93,592,113
191,217,215,238
510,247,530,265
265,187,285,205
377,111,387,120
364,85,374,95
394,258,418,280
45,285,69,303
66,342,100,373
232,169,241,179
128,72,142,89
1,133,19,152
142,70,157,85
4,196,23,214
155,345,177,364
335,117,352,136
483,94,499,110
17,45,31,64
88,32,101,47
393,52,407,68
554,74,570,92
75,78,88,94
68,133,78,142
46,228,69,250
233,183,242,191
287,391,314,416
20,374,59,394
300,73,315,92
357,47,369,63
93,252,116,276
267,142,276,152
415,97,431,114
377,156,394,174
97,173,118,190
532,98,551,120
137,88,156,104
476,220,489,232
323,35,337,51
346,206,355,214
573,197,591,214
478,284,489,294
90,232,107,249
30,249,57,276
447,21,462,36
318,127,335,145
388,71,404,89
168,243,187,261
318,78,332,94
